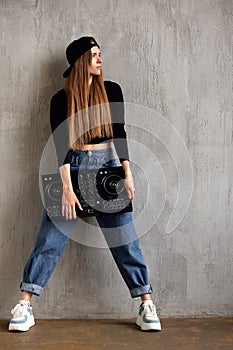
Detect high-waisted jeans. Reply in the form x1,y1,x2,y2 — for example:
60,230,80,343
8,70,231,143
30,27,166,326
20,148,153,298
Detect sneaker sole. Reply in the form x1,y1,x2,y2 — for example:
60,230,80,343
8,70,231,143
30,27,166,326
9,316,35,332
136,316,162,331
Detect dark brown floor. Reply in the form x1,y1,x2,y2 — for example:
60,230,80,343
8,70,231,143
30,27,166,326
1,318,233,350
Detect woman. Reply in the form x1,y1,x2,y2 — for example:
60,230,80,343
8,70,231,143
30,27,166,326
9,36,161,332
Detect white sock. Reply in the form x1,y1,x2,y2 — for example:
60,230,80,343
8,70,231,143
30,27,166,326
142,299,153,305
19,299,31,306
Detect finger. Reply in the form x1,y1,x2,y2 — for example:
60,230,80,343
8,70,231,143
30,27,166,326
76,199,83,211
65,206,69,220
63,204,68,218
131,190,134,201
69,206,73,220
131,186,135,200
130,189,135,201
72,204,77,219
126,188,132,200
66,206,71,220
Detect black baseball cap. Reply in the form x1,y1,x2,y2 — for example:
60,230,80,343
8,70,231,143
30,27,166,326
63,36,100,78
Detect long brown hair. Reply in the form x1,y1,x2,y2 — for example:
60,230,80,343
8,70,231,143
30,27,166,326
63,49,113,149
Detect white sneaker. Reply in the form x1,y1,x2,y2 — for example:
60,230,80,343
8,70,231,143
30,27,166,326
136,300,161,331
9,300,35,331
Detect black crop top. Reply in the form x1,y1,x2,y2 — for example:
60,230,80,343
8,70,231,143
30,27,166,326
50,80,129,167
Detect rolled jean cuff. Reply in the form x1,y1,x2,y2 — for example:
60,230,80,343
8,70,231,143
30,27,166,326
20,282,44,296
130,284,153,298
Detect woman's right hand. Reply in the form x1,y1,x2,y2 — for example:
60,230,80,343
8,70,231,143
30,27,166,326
62,188,83,220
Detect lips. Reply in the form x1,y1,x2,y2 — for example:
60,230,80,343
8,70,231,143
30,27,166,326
96,66,102,69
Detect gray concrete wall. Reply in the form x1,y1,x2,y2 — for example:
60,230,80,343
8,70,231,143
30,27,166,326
0,0,232,318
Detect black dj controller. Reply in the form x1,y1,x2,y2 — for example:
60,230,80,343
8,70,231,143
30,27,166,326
41,166,133,220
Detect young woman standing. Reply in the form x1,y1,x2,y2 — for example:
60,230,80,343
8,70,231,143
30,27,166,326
9,36,161,332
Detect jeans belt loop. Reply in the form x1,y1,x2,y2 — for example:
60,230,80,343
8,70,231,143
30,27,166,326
70,155,75,165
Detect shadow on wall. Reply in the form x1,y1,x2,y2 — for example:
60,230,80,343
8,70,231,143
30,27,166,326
3,55,64,300
3,50,118,316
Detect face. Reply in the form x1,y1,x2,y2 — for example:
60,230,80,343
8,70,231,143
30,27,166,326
89,46,102,75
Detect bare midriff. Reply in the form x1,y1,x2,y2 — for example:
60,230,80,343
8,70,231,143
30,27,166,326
78,142,112,151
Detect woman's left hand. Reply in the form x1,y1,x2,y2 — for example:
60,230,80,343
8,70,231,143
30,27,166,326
124,172,135,201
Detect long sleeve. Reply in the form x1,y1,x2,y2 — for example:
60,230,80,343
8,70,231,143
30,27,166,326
49,89,71,167
50,82,129,167
104,81,130,162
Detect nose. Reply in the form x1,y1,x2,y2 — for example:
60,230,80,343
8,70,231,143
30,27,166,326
97,56,102,63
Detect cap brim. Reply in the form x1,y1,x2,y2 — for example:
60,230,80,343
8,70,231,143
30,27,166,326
63,65,72,78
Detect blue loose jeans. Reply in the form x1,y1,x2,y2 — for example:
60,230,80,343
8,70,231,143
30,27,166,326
20,148,153,298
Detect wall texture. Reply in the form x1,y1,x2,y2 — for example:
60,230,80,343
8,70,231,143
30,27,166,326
0,0,232,318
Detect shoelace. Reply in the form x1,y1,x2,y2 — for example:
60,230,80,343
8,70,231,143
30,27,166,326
11,303,28,317
144,304,157,317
